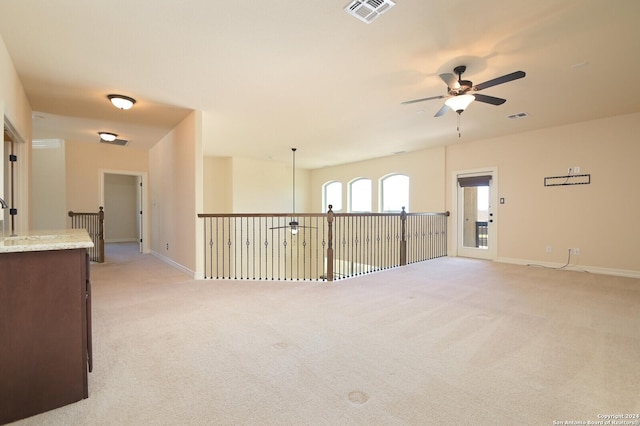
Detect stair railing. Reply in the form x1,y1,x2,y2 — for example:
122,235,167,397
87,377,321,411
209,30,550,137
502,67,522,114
68,207,105,263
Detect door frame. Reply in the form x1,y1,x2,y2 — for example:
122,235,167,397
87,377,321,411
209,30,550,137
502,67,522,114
451,167,498,260
99,169,149,254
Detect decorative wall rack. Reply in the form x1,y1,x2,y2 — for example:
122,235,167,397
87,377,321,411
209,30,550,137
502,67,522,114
544,173,591,187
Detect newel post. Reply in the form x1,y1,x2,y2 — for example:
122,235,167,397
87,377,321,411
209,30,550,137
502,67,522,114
98,206,105,263
400,206,407,266
326,205,334,282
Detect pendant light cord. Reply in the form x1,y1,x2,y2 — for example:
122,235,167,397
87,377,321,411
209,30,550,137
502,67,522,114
292,148,297,216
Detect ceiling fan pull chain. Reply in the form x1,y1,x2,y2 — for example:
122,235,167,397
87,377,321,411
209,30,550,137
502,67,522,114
457,114,461,138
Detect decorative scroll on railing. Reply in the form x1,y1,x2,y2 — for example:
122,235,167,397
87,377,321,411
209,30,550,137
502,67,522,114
197,207,448,281
68,207,105,263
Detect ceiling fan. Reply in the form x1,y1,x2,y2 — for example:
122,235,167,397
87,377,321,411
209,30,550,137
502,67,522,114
401,65,526,117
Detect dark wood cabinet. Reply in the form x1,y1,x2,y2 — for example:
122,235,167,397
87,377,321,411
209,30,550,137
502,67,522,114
0,248,92,425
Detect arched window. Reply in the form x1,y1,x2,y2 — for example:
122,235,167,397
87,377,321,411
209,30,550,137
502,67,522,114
323,181,342,212
381,174,409,212
349,178,372,212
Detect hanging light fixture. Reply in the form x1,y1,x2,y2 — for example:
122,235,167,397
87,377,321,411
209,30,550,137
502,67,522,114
445,94,475,114
107,94,136,110
290,148,298,235
98,132,118,142
288,221,299,235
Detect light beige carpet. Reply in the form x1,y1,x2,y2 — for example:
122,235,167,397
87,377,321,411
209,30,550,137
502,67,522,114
12,243,640,425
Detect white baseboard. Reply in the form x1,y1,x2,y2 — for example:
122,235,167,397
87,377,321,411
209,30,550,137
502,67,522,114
150,250,197,279
496,257,640,279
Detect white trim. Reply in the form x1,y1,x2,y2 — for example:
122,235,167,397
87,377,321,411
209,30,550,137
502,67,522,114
452,167,498,260
497,257,640,279
3,116,30,234
150,250,198,278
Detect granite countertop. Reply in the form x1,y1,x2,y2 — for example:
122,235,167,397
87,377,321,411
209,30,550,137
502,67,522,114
0,229,94,253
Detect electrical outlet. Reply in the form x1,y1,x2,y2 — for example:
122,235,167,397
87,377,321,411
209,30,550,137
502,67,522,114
573,247,580,255
166,243,169,250
546,245,552,253
574,166,580,174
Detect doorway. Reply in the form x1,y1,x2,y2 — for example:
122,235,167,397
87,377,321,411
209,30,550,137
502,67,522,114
455,169,497,260
3,118,28,236
100,169,149,254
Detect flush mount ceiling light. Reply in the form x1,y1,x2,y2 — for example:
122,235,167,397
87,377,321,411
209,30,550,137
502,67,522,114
107,94,136,110
98,132,118,142
445,94,475,114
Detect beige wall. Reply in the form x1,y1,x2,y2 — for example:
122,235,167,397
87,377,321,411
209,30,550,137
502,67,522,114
65,139,148,214
149,111,202,275
231,156,310,213
445,112,640,275
203,155,311,214
31,140,66,230
203,156,232,213
310,146,446,213
0,36,31,142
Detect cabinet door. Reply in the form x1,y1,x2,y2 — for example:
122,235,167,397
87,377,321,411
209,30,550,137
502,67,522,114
0,249,88,424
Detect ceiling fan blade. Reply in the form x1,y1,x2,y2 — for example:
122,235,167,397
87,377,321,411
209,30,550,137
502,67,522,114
434,104,449,117
401,95,445,105
269,225,317,231
439,73,460,89
473,93,507,106
473,71,526,91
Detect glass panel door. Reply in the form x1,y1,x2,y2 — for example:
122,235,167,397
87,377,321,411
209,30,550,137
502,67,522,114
462,186,489,249
457,172,496,260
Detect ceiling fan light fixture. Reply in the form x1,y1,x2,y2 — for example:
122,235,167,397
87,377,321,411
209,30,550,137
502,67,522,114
98,132,118,142
445,94,475,113
107,94,136,110
289,221,299,235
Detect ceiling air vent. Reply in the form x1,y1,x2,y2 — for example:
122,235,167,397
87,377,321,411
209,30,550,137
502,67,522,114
507,112,529,120
100,138,129,147
345,0,396,24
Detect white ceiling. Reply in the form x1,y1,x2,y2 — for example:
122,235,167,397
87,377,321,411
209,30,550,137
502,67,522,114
1,0,639,169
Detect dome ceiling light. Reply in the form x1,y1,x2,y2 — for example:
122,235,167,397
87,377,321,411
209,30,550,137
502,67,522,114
98,132,118,142
107,94,136,110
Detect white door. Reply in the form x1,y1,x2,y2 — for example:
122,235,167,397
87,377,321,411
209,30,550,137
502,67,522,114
456,170,497,260
137,177,143,253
